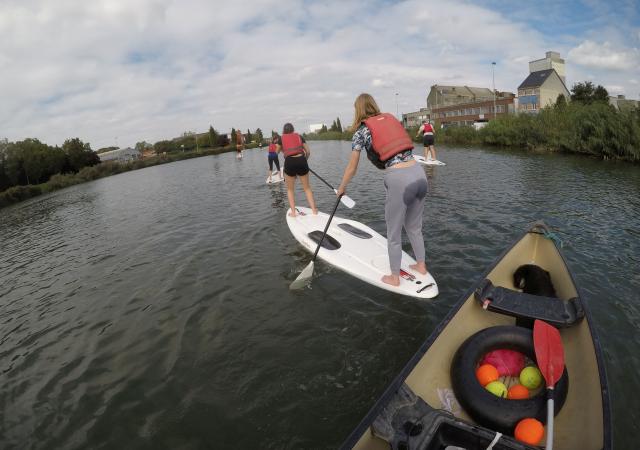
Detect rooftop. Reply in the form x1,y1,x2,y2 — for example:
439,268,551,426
518,69,556,89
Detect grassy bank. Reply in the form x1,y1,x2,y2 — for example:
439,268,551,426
434,102,640,161
0,145,246,209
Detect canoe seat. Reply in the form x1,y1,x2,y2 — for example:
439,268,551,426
474,279,584,328
370,383,539,449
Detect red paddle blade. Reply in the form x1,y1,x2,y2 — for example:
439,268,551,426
533,319,565,387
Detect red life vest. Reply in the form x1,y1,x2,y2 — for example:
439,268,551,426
422,122,434,134
268,142,277,153
280,133,305,157
363,113,413,162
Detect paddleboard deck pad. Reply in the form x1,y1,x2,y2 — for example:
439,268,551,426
286,207,438,298
414,155,446,166
266,169,284,184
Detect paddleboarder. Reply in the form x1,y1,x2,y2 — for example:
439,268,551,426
276,123,317,217
337,93,429,287
267,136,282,182
416,120,437,161
235,129,245,158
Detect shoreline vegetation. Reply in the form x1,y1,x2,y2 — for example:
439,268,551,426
305,101,639,163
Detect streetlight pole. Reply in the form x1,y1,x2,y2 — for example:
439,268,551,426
492,62,497,119
395,93,399,119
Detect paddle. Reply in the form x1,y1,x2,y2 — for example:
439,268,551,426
290,195,343,290
308,168,355,209
533,319,565,450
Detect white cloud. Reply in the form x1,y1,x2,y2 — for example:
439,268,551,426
0,0,637,148
568,40,640,70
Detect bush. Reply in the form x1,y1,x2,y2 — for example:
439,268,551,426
0,185,43,207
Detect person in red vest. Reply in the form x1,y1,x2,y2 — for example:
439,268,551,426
267,135,282,182
235,129,245,158
276,123,317,216
416,120,437,160
337,93,429,286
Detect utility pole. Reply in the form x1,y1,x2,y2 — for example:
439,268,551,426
492,62,497,119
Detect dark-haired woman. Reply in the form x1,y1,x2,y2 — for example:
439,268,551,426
276,123,317,216
337,93,429,287
266,136,282,182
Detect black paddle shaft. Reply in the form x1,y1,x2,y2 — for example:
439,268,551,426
309,168,337,191
312,195,343,261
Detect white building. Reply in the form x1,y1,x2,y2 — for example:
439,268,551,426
98,147,140,163
309,123,326,133
529,51,566,85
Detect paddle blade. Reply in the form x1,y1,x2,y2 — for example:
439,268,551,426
533,320,565,387
334,189,356,209
290,261,314,290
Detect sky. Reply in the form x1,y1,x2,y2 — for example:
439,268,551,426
0,0,638,149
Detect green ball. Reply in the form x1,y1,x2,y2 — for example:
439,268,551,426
485,381,508,398
520,366,543,389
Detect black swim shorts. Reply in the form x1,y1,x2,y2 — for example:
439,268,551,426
284,155,309,177
423,134,435,146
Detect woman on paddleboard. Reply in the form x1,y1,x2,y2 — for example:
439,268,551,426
276,123,317,217
235,129,245,158
416,120,437,161
337,93,429,286
267,135,282,182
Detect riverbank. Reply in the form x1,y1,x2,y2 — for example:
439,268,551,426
0,144,253,209
306,103,640,162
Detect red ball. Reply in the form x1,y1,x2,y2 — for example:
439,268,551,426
514,418,544,445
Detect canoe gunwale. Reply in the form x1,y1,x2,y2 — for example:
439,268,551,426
339,221,612,450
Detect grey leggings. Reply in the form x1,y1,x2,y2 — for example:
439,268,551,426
384,163,429,274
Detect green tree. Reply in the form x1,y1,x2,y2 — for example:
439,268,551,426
555,94,567,110
208,126,219,148
320,124,328,133
246,129,252,143
336,117,343,132
255,128,264,144
330,119,337,132
153,140,176,155
63,138,99,172
231,128,237,145
135,141,152,152
571,81,609,104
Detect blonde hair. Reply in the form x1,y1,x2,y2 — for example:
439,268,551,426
350,93,381,131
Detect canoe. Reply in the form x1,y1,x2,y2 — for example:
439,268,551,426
340,222,611,450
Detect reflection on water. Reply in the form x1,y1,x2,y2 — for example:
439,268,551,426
0,143,638,449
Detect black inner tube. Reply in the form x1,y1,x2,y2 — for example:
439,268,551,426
450,325,569,434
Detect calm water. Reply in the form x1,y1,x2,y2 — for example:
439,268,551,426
1,142,639,449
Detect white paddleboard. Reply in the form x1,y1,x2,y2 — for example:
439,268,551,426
286,207,438,299
414,155,446,166
266,169,284,184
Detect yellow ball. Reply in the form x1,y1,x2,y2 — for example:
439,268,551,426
520,366,543,390
485,381,508,398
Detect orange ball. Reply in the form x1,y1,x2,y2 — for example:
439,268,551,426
507,384,530,400
514,418,544,445
476,364,499,386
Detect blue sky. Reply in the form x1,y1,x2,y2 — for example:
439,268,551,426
0,0,638,148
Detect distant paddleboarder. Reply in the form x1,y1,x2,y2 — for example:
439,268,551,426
416,120,437,161
267,136,282,182
337,93,429,287
235,129,245,159
276,123,317,217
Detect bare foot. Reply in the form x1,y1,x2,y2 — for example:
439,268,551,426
409,262,428,275
381,274,400,286
288,211,297,217
312,209,318,215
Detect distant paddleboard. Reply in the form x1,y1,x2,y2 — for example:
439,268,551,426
286,207,438,299
266,169,284,184
414,155,446,166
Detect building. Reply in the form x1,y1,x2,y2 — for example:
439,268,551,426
431,96,516,128
529,51,566,84
98,147,140,163
517,69,569,113
402,108,431,128
309,123,326,133
609,95,639,111
427,85,496,109
517,52,570,114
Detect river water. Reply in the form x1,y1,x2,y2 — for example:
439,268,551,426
1,142,638,449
